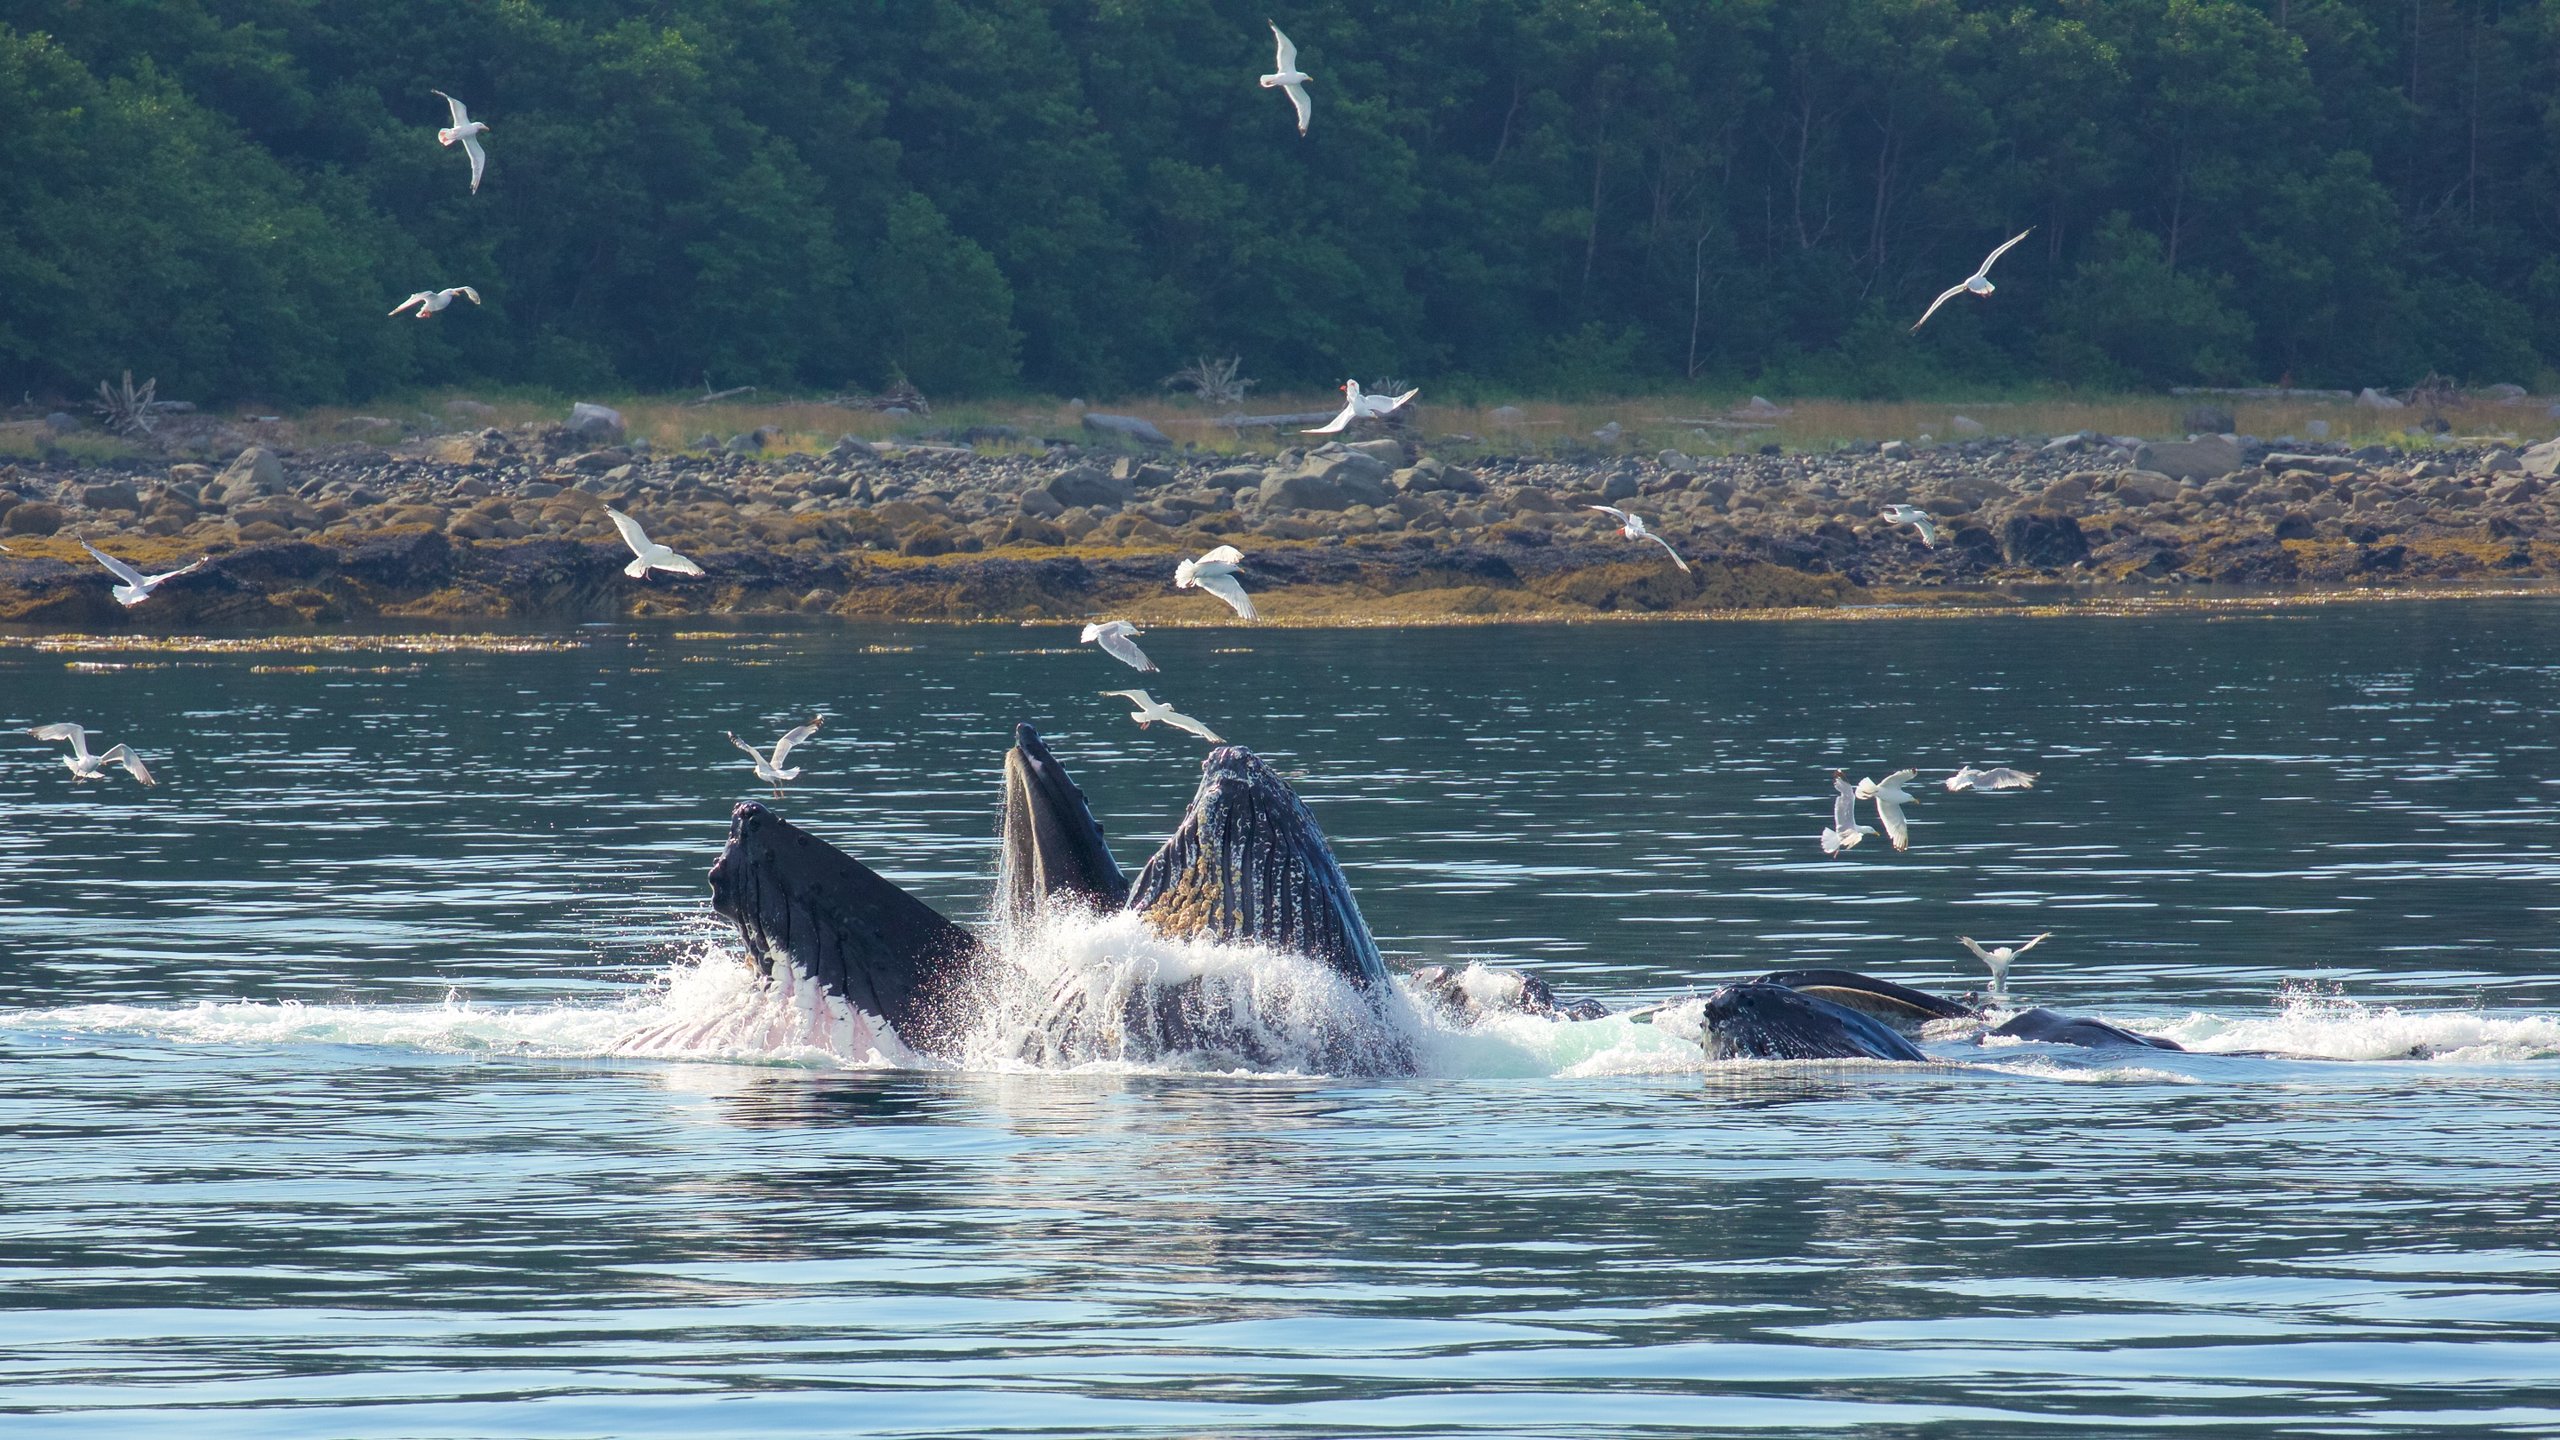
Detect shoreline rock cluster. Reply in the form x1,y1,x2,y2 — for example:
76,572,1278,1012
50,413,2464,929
0,407,2551,627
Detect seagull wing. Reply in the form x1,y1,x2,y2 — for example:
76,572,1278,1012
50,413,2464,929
1588,504,1630,525
455,286,481,305
1284,81,1312,135
1645,531,1692,573
1270,22,1297,72
2016,932,2054,954
436,90,470,128
390,292,428,316
1911,281,1969,333
1194,570,1256,620
1958,937,1992,963
1913,515,1940,547
1302,400,1355,434
1945,767,1978,792
1976,227,2034,280
605,508,654,558
99,745,155,786
1881,768,1918,790
1831,775,1859,833
145,557,207,587
29,723,89,760
1102,688,1154,708
1871,788,1910,851
1096,628,1157,672
79,540,151,589
727,731,770,767
463,134,486,193
1160,707,1224,744
1377,388,1419,412
1200,545,1244,566
1986,767,2037,789
770,719,821,769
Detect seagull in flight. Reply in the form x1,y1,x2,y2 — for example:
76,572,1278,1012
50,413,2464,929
1303,380,1419,435
605,508,704,579
1175,545,1255,619
1104,689,1223,744
1855,768,1918,851
390,286,480,319
1879,504,1940,547
80,539,205,607
1260,22,1312,136
432,90,490,193
1946,765,2038,792
28,723,156,787
1912,228,2033,333
1081,619,1157,672
1587,505,1691,573
1961,932,2051,1000
1821,770,1874,856
727,717,821,800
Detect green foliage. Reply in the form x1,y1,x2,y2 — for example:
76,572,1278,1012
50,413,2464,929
3,0,2559,404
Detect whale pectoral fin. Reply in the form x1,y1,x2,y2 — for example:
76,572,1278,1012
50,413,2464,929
708,801,983,1060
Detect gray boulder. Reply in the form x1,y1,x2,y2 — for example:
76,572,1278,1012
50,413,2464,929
1598,471,1639,503
1081,412,1172,447
2355,387,2405,410
567,402,625,440
1045,463,1133,510
1878,440,1914,461
1948,415,1987,436
212,446,285,506
2520,438,2560,480
81,480,143,512
2131,435,2242,481
1203,465,1266,492
1258,471,1349,512
44,412,81,434
1018,488,1067,519
1112,457,1177,489
2112,470,2182,505
828,435,879,463
2179,403,2237,434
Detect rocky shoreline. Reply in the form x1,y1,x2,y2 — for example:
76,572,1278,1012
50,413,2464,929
0,406,2553,628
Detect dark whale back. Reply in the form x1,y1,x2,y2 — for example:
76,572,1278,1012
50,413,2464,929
1993,1006,2185,1051
999,722,1129,922
708,801,982,1060
1703,982,1930,1061
1127,746,1387,988
1757,969,1975,1026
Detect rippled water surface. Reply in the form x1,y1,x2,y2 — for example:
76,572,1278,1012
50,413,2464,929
5,604,2560,1437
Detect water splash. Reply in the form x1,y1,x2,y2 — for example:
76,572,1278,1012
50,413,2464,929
2159,982,2560,1063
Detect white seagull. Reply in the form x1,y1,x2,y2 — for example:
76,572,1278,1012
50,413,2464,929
1081,619,1158,673
1303,379,1419,435
80,539,205,607
1879,504,1940,547
1960,932,2052,999
1175,544,1255,619
29,723,156,787
390,286,481,319
727,717,822,800
1946,765,2038,792
1260,22,1312,136
1104,689,1224,744
605,508,704,579
1587,505,1692,573
1821,771,1875,856
1911,228,2033,333
1855,768,1919,852
432,90,490,193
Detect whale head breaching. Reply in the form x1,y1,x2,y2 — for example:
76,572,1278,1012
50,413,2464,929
998,722,1129,925
710,727,1402,1070
1123,745,1388,991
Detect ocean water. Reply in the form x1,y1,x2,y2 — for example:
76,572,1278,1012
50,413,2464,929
3,603,2558,1437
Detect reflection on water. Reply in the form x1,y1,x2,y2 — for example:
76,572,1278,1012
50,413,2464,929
3,605,2559,1436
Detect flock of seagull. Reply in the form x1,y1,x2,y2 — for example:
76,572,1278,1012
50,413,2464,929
22,24,2069,1001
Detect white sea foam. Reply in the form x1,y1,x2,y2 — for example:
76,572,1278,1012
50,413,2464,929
6,933,2555,1078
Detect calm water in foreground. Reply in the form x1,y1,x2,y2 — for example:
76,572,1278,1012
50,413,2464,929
4,603,2559,1437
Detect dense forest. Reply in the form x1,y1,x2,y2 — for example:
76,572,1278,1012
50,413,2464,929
4,1,2559,405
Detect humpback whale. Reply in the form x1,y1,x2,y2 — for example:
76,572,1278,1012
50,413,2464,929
712,725,1405,1071
707,723,2179,1072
